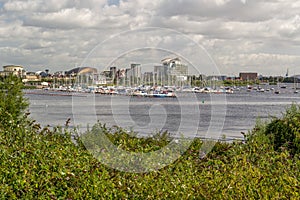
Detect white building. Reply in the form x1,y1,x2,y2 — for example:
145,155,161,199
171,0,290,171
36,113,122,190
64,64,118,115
0,65,25,77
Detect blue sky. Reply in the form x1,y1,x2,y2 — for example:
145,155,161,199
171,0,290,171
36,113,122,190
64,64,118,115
108,0,120,6
0,0,300,76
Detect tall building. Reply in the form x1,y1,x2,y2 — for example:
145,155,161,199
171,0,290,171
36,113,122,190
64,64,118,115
143,72,154,83
126,63,141,86
130,63,141,79
154,65,168,79
110,67,117,79
161,57,188,76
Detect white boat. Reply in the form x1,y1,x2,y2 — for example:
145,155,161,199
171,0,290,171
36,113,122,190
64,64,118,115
257,88,265,92
132,90,147,97
129,88,177,98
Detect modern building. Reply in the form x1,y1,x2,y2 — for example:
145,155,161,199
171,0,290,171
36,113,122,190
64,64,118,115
162,57,188,76
65,67,97,76
126,63,141,86
35,71,49,78
110,67,117,79
161,57,181,67
154,65,168,80
99,70,112,85
97,67,122,85
116,68,128,85
143,72,154,84
117,68,127,79
160,57,189,86
65,67,98,86
130,64,141,79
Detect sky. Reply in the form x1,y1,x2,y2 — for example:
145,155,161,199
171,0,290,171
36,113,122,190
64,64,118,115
0,0,300,76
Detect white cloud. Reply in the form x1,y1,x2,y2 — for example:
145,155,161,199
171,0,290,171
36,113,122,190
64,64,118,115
24,8,100,29
279,15,300,37
0,0,299,75
3,0,107,12
3,0,39,11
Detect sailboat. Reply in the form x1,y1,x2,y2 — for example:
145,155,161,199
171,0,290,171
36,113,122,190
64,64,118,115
280,69,288,89
274,76,280,94
294,75,299,94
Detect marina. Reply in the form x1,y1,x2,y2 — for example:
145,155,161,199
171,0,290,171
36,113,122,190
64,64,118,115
24,81,298,97
26,83,300,142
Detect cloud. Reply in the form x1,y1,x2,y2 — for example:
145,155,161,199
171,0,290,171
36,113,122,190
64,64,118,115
3,0,40,12
156,0,278,22
0,0,299,76
3,0,107,12
23,8,101,29
278,15,300,38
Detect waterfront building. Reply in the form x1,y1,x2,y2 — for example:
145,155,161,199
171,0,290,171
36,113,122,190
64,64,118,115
36,71,49,78
0,65,25,77
116,68,127,85
117,68,126,79
161,57,189,86
126,63,141,86
207,75,227,81
239,72,258,81
65,67,97,76
65,67,98,86
110,67,117,78
154,65,169,85
22,72,41,83
109,67,117,85
99,70,112,85
162,57,188,76
143,72,154,85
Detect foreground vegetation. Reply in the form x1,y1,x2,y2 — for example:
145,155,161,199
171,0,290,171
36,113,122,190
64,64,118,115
0,75,299,199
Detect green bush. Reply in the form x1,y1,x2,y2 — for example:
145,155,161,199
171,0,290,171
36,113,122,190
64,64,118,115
0,78,299,199
0,75,28,128
264,105,300,155
1,119,300,199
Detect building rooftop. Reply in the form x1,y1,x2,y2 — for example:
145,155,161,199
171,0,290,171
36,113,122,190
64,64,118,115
65,67,97,75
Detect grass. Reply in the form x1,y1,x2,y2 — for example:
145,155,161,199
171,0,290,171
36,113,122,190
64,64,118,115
0,75,299,199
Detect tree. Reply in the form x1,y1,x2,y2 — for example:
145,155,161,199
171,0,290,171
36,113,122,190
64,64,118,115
0,75,28,127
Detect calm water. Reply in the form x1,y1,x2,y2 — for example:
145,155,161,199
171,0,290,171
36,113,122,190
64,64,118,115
26,87,300,141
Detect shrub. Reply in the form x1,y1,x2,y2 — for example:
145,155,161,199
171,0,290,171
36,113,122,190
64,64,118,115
0,78,299,199
0,75,28,128
264,105,300,155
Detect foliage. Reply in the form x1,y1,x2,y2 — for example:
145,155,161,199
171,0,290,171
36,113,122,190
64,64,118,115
0,75,28,128
263,104,300,155
0,80,299,199
223,80,254,86
0,117,299,199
